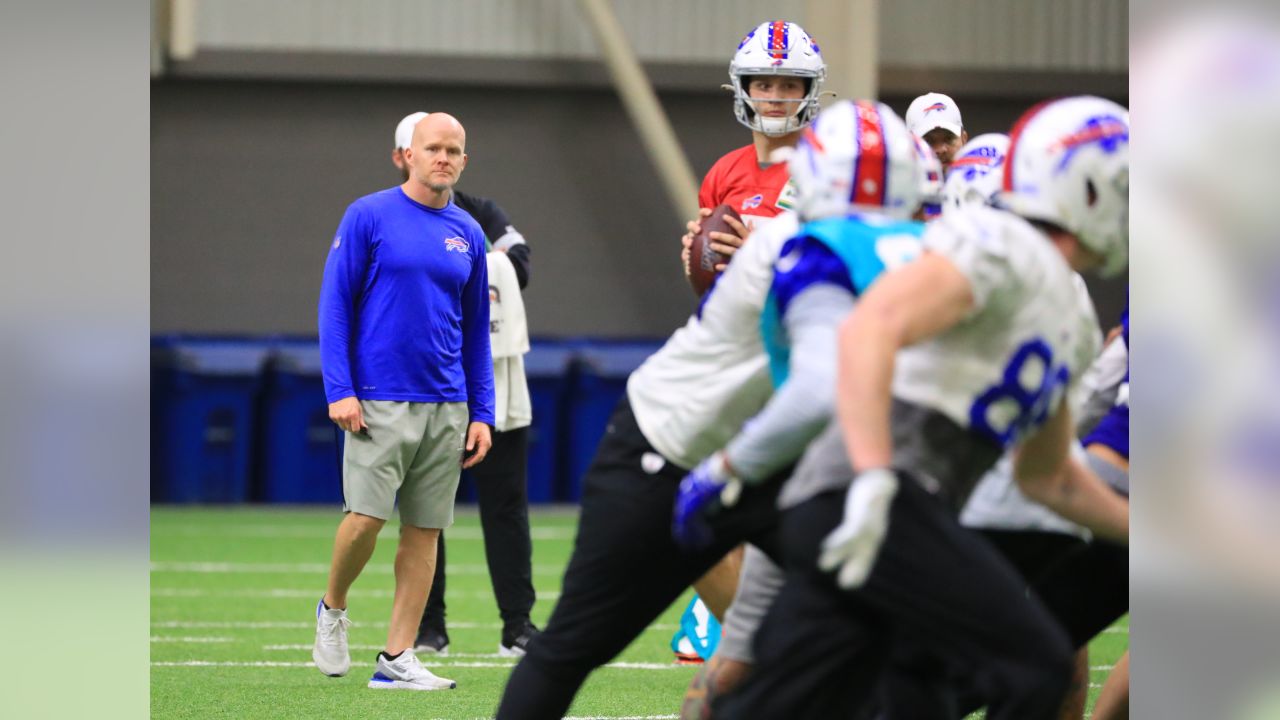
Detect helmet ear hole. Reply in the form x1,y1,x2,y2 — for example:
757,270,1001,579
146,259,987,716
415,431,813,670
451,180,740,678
1085,178,1098,207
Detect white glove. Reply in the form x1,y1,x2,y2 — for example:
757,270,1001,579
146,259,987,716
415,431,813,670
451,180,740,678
817,468,899,589
714,452,745,508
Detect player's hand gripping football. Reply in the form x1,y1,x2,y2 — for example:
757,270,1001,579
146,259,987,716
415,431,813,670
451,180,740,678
681,209,749,274
818,468,899,589
672,451,744,549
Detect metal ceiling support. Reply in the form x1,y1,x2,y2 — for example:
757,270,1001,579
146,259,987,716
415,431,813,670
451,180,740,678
577,0,700,223
170,0,198,62
805,0,878,103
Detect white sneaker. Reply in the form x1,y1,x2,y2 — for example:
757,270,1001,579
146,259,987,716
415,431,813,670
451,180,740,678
497,642,525,658
368,649,457,691
312,599,351,677
498,620,539,657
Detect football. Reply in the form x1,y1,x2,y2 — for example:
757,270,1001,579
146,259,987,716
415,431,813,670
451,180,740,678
687,203,744,297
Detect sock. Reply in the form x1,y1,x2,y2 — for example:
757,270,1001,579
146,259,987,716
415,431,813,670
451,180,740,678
380,649,405,661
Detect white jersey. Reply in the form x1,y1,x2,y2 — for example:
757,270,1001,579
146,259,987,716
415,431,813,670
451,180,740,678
627,213,800,470
779,207,1103,510
892,205,1102,449
959,273,1102,535
960,442,1090,537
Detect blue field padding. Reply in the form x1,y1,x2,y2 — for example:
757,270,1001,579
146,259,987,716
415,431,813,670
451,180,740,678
257,340,344,504
562,340,663,501
520,342,579,503
151,335,665,505
151,336,272,503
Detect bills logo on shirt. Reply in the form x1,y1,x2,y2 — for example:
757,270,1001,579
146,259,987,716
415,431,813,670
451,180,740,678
332,235,341,250
741,194,764,210
444,236,469,253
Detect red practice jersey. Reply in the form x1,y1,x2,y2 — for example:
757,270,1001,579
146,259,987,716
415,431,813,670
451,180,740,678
698,145,797,230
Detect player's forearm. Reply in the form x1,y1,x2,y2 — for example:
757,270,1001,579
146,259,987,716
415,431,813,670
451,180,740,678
1027,457,1129,543
726,286,852,481
836,307,897,473
724,341,836,482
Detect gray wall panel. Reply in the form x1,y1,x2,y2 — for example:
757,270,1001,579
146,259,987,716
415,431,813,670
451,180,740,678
191,0,801,61
180,0,1123,70
877,0,1126,70
152,79,738,337
151,79,1126,337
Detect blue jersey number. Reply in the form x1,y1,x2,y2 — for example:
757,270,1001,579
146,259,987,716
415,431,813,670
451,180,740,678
969,338,1070,447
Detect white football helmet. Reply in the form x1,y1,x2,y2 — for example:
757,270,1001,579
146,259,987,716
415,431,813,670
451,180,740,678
729,21,826,137
911,134,944,219
943,133,1010,212
786,99,921,221
999,96,1130,276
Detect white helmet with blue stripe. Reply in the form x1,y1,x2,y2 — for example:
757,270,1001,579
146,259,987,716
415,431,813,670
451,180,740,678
943,133,1010,212
1000,96,1130,276
729,21,827,137
786,99,922,221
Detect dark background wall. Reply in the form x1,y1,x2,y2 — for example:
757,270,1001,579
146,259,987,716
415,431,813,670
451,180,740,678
151,79,1128,338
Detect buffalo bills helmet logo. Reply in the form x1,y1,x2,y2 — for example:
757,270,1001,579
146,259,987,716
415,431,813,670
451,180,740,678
1053,115,1128,173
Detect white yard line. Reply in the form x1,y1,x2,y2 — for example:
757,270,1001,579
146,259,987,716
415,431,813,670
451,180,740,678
153,660,685,671
565,716,678,720
149,636,233,643
151,588,561,600
262,645,516,655
151,620,678,631
150,526,576,540
151,561,562,574
409,712,678,718
154,661,359,668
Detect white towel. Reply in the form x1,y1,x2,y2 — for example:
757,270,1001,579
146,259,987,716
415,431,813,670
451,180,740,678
487,252,529,358
487,252,531,431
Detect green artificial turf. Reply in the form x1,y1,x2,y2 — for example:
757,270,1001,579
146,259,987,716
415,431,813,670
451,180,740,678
150,506,1127,719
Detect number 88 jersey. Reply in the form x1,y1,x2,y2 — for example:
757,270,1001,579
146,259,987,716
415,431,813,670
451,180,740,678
891,205,1103,450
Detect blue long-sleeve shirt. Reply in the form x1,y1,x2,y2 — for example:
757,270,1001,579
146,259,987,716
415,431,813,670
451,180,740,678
318,187,495,425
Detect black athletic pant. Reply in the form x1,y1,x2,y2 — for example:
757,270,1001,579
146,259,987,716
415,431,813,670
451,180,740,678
974,529,1127,649
1032,538,1128,648
494,397,782,720
420,426,536,634
941,533,1129,718
719,482,1074,720
978,529,1088,585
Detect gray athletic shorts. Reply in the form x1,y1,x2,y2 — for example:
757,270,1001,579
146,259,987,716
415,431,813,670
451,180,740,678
718,544,786,663
341,400,468,529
